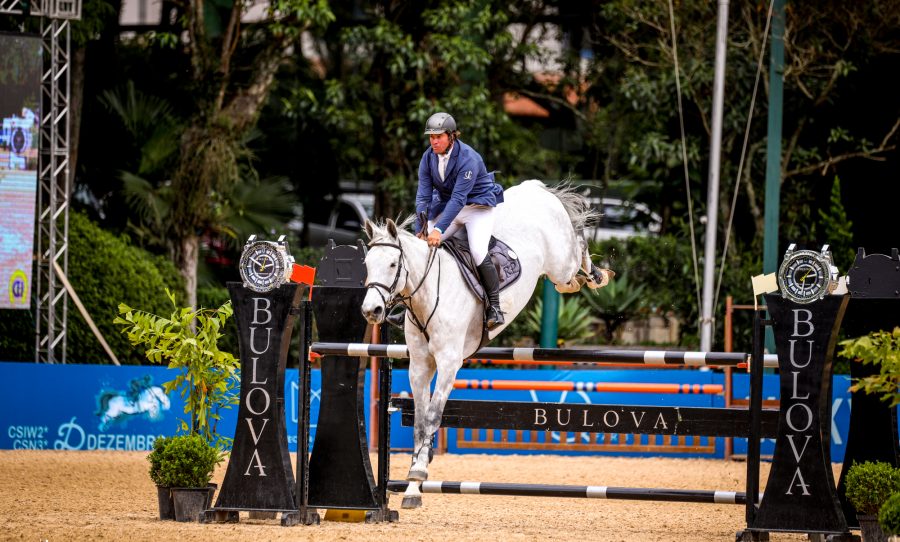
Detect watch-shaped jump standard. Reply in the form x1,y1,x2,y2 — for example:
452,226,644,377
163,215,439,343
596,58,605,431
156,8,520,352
777,243,839,304
239,235,295,293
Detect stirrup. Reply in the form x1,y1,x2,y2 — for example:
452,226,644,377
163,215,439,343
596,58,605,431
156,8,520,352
485,306,505,330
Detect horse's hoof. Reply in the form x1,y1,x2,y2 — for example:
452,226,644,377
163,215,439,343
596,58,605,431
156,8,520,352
401,495,422,509
407,467,428,481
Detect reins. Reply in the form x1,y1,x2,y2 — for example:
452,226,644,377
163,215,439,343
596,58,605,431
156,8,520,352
366,238,441,341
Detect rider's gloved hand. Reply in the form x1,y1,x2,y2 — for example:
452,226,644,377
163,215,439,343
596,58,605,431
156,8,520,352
426,229,442,247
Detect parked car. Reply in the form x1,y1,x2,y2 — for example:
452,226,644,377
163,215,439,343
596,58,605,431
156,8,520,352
292,193,374,247
584,197,662,241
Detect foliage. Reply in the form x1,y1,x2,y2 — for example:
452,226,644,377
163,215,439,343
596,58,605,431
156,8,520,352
838,328,900,407
148,434,223,488
579,274,648,343
147,436,172,486
878,491,900,534
815,177,855,272
587,233,760,349
114,290,239,446
284,0,561,217
521,293,598,347
591,1,900,248
844,461,900,516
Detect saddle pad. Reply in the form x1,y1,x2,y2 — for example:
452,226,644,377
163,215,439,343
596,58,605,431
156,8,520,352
441,235,522,301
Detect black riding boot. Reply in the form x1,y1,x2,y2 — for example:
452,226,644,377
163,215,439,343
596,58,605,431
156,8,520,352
476,256,505,330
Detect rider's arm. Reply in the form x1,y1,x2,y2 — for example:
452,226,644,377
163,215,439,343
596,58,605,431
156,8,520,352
433,155,476,233
415,153,434,233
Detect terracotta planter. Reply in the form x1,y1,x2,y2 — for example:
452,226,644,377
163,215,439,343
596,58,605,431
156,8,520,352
859,514,889,542
172,487,210,522
156,486,175,520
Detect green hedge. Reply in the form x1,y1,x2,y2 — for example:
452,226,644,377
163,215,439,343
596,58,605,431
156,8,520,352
67,212,185,364
0,213,184,364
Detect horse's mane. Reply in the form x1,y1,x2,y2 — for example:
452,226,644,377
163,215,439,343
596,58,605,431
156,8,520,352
541,181,601,235
366,215,419,244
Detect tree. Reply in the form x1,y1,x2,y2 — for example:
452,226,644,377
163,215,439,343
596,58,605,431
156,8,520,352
567,1,900,246
283,0,563,218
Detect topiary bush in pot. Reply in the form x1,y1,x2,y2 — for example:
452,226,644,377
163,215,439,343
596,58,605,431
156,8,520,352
845,461,900,542
147,436,175,519
878,491,900,537
154,433,223,522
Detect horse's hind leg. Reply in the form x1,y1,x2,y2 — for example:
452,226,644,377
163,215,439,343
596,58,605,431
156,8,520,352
578,238,614,289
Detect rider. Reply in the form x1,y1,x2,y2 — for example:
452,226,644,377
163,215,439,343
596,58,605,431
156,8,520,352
388,112,506,330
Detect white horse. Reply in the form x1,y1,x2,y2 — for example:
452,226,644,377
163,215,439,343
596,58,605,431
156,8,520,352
97,385,171,430
361,180,613,508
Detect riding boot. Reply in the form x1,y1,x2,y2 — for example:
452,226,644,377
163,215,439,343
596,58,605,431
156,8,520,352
476,256,505,330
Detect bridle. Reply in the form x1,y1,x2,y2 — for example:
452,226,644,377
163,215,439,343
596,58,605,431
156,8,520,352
366,238,441,340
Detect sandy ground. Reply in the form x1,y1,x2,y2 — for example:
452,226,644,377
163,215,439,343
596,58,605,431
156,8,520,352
0,450,832,542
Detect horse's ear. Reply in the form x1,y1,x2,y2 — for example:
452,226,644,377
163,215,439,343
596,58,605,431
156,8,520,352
364,219,375,240
386,218,398,238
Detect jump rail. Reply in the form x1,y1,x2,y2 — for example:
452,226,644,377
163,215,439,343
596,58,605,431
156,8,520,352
386,480,762,505
309,342,779,368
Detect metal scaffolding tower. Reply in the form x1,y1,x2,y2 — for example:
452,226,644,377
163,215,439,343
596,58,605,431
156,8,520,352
0,0,82,363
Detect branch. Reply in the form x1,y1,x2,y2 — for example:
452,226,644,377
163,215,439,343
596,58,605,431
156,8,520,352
221,38,293,132
214,0,244,113
784,118,900,178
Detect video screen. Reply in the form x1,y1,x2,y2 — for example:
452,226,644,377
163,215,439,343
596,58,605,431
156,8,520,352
0,33,41,309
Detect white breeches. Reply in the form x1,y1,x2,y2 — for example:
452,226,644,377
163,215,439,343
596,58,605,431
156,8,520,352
430,205,496,264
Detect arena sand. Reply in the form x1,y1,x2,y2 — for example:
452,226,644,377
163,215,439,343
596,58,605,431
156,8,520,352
0,450,833,541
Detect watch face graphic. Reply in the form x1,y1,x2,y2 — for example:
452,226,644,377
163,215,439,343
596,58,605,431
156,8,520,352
777,247,836,304
240,241,289,293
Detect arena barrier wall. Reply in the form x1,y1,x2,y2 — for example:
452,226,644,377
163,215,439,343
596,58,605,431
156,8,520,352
0,361,856,460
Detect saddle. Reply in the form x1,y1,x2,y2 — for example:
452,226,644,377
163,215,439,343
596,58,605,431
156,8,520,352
441,234,522,300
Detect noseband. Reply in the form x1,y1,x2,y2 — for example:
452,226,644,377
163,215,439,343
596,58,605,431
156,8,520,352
366,239,441,340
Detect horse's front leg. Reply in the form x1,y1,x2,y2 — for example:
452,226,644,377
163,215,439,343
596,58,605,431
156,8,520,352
402,352,463,510
402,350,436,509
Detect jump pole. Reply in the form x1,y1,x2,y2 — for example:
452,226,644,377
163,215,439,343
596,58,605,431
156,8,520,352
310,342,779,368
386,480,762,505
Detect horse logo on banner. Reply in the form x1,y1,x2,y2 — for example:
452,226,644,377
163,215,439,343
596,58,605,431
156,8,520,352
95,375,171,430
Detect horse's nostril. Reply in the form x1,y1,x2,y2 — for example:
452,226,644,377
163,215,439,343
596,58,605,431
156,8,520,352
373,306,384,317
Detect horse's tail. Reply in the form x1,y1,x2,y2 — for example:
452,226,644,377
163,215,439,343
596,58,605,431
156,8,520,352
542,182,600,237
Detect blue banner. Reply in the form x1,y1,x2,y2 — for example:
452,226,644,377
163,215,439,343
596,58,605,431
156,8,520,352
0,362,857,461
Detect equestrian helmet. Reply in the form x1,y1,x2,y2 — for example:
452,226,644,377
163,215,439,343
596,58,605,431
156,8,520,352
424,112,457,135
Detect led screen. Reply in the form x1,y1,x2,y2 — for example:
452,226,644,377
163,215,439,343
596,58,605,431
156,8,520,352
0,33,41,309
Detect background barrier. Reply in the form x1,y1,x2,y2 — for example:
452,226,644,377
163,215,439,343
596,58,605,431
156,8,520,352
0,361,856,460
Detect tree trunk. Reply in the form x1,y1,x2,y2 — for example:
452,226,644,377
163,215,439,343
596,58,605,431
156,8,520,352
177,235,199,309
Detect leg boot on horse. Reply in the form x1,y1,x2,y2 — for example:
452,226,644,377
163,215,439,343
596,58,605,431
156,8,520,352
477,256,504,330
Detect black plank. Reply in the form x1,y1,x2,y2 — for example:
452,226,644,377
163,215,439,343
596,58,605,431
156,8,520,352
393,398,779,438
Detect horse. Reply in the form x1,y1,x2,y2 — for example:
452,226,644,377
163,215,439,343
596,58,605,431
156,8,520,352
360,180,613,508
96,382,171,430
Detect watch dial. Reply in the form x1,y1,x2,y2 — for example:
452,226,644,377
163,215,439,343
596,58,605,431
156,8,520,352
778,251,831,304
240,242,287,292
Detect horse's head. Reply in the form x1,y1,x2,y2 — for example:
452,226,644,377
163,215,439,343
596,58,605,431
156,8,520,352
360,218,412,324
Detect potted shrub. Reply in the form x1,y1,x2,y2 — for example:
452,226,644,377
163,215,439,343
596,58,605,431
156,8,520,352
115,289,239,520
155,433,223,522
114,289,240,446
845,461,900,542
879,492,900,539
148,436,175,519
